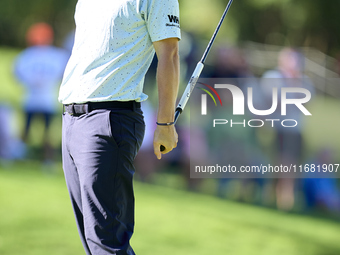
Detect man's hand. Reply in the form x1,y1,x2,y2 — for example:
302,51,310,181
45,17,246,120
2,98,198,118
153,125,178,160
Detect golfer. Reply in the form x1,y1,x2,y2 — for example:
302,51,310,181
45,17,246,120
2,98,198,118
58,0,180,254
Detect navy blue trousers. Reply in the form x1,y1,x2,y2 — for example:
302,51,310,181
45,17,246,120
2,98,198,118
62,106,145,254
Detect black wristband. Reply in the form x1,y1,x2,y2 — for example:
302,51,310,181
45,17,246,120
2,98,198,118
156,121,175,126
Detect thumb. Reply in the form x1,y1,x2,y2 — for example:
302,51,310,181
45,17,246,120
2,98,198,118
153,142,162,160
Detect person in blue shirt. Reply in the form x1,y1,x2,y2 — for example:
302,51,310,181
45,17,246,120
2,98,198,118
14,23,69,161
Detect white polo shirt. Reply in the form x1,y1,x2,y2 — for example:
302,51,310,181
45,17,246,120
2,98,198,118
58,0,181,104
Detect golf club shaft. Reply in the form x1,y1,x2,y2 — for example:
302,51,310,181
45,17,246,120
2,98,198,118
175,0,233,120
160,0,234,152
201,0,234,64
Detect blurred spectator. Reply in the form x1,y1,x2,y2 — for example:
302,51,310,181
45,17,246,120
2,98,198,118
13,23,69,162
262,47,315,211
202,48,265,199
208,47,252,79
0,104,12,161
62,29,75,54
181,120,207,191
262,48,315,165
301,149,340,215
0,103,25,165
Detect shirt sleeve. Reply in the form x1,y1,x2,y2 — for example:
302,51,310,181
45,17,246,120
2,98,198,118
145,0,181,42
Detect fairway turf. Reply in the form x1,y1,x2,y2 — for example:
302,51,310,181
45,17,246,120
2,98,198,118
0,162,340,255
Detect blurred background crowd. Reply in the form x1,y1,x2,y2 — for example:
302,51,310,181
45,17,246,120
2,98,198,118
1,0,340,219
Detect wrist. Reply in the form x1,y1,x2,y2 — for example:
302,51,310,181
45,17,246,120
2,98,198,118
156,121,175,126
157,115,175,124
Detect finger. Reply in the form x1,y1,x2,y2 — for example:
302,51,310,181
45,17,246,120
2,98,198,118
153,142,162,160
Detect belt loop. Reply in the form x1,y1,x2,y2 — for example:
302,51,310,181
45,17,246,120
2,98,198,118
72,103,75,115
134,101,139,111
86,102,92,114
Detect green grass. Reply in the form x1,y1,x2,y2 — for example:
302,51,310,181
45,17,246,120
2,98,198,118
0,163,82,255
0,162,340,255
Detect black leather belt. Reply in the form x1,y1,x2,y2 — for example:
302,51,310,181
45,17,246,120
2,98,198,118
64,101,140,116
